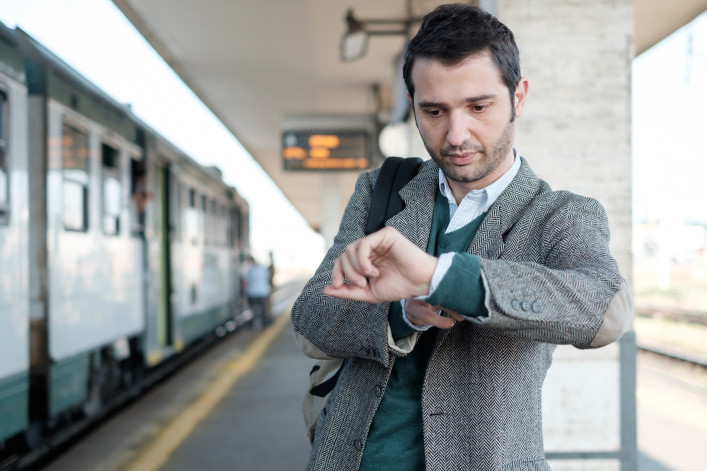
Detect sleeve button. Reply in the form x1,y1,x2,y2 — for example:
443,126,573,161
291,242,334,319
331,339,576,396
521,301,531,312
511,298,521,310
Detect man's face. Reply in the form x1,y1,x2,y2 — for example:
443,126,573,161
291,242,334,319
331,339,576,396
410,51,528,200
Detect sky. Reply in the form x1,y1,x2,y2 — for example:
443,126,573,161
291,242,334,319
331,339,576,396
0,0,705,272
632,11,707,225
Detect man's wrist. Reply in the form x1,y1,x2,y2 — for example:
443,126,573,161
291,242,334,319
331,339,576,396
414,253,439,297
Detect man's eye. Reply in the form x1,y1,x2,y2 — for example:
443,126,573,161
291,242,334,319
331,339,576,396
424,109,441,117
472,104,488,112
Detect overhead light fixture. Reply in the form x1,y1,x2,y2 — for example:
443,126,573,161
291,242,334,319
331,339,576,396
340,9,419,62
341,10,369,62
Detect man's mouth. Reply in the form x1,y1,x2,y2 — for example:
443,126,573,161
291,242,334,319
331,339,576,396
447,152,478,165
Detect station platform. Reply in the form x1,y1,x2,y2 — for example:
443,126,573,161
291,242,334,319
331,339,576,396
42,291,313,471
38,288,706,471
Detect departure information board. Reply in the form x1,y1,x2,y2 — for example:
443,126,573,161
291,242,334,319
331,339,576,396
282,130,371,171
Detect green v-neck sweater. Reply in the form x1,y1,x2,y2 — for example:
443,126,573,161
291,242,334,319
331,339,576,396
359,191,488,471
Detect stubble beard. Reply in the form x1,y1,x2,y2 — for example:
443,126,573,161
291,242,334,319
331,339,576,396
424,119,515,186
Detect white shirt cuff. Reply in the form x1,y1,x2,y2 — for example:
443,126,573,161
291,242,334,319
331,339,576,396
420,252,455,299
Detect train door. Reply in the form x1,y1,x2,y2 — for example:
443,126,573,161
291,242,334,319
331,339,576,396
155,165,172,350
230,198,250,322
141,160,173,366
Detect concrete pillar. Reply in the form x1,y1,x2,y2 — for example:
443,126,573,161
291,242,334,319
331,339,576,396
500,0,636,469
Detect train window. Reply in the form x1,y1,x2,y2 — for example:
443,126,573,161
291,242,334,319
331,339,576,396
175,181,183,243
62,124,90,232
102,144,121,235
130,159,147,234
220,204,226,246
0,90,8,225
200,194,208,244
186,188,199,245
210,199,217,245
240,209,248,247
227,206,233,248
231,207,241,248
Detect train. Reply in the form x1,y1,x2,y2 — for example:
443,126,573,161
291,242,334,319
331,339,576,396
0,21,251,465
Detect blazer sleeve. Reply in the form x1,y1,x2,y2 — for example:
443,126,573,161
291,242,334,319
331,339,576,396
291,169,394,366
469,195,632,348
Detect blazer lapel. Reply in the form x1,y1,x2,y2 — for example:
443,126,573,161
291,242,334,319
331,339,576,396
468,157,542,259
386,159,439,251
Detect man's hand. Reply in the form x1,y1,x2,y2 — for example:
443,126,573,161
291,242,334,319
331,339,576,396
405,298,465,329
324,227,438,304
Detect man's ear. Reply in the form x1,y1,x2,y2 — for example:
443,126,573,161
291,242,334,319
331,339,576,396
513,78,529,118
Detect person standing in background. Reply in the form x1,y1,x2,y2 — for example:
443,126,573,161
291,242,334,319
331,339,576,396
244,255,272,330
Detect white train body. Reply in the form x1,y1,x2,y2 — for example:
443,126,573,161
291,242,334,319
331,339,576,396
41,99,145,361
0,30,30,443
0,23,250,454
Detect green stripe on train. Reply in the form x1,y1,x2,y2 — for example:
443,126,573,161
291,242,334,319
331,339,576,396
50,353,89,417
179,304,231,346
0,371,29,442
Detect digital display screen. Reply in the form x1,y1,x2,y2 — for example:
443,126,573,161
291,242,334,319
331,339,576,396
282,130,371,171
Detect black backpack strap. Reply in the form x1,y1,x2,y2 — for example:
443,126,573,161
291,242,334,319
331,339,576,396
385,157,423,222
366,157,402,235
312,157,423,401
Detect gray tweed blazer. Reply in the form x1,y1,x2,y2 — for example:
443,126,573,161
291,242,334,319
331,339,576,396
291,157,632,471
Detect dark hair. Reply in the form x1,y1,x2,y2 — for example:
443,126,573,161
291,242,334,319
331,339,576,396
403,3,521,102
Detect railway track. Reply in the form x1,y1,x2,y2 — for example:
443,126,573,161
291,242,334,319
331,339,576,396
635,305,707,325
637,342,707,370
635,304,707,371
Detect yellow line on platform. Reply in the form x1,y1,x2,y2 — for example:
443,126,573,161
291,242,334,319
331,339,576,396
125,313,291,471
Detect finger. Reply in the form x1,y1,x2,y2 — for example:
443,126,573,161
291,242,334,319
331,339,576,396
353,235,379,278
324,283,374,303
425,315,455,329
404,299,439,325
339,249,368,288
444,309,465,322
407,305,453,328
408,299,435,311
330,257,344,288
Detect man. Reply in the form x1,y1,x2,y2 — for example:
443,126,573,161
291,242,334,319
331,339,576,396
291,4,633,471
244,255,272,329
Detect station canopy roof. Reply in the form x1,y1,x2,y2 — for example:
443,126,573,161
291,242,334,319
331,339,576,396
112,0,707,232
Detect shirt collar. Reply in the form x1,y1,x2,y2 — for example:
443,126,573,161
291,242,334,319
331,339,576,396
438,149,521,208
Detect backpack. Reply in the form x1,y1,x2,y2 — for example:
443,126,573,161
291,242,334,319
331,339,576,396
299,157,423,444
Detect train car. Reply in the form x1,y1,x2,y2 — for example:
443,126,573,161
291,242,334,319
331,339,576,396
0,24,250,464
138,130,250,366
0,21,30,450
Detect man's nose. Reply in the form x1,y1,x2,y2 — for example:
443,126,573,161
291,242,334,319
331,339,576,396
446,112,472,147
